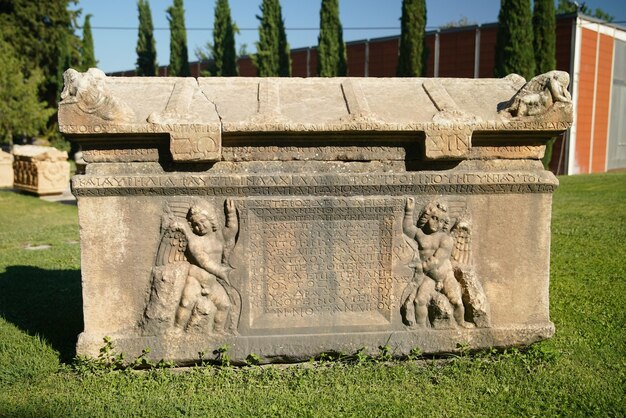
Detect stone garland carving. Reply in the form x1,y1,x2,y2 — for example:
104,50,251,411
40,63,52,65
141,199,241,335
500,70,572,117
61,68,134,123
401,198,490,329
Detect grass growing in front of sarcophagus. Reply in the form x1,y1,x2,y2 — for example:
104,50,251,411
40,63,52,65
0,173,625,417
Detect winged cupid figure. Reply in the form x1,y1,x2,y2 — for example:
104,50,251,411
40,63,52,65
401,197,475,329
142,199,240,335
501,70,572,117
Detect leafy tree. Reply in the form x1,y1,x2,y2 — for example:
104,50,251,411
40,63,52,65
556,0,614,22
0,0,81,108
317,0,346,77
167,0,190,76
0,40,55,144
440,15,476,29
136,0,158,76
255,0,291,77
80,13,96,70
494,0,535,80
397,0,427,77
212,0,238,76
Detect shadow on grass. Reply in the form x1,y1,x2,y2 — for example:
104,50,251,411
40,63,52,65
0,266,83,362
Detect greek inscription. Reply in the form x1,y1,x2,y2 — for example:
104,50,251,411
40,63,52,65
246,199,395,328
70,172,557,199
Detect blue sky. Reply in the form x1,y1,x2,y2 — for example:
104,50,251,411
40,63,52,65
76,0,626,73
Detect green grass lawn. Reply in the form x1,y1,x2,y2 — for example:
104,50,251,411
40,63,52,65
1,173,625,417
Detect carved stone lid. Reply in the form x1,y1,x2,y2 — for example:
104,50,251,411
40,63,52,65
12,145,68,162
58,68,573,162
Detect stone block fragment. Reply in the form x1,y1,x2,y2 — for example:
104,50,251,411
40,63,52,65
0,150,13,188
12,145,69,195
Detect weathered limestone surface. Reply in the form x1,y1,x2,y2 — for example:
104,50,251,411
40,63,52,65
59,68,572,364
0,150,13,188
12,145,70,195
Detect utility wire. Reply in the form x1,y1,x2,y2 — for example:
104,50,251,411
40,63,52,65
84,26,405,31
78,20,626,31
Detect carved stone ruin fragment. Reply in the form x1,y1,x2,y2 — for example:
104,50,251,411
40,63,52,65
0,150,13,188
12,145,70,195
59,69,572,364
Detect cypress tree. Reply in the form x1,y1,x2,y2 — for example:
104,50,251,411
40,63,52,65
167,0,190,76
212,0,238,76
534,0,557,170
396,0,427,77
533,0,556,74
255,0,291,77
80,14,96,70
136,0,158,76
494,0,535,80
276,1,291,77
317,0,347,77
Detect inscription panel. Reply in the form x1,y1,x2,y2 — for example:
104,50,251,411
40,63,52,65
222,146,406,162
471,145,545,159
82,147,161,162
243,198,395,330
72,171,558,197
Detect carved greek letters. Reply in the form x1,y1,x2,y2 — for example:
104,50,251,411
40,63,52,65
243,198,395,329
70,171,558,198
170,134,220,162
424,127,472,160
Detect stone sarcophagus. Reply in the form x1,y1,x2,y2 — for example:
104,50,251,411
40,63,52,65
59,68,572,364
0,150,13,188
12,145,70,195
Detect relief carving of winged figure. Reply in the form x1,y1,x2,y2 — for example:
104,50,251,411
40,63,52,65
501,70,572,117
142,199,241,335
401,198,489,329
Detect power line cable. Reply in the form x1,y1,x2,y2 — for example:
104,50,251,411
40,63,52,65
83,26,405,31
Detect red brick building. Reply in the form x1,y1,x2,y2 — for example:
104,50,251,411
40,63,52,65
111,12,626,174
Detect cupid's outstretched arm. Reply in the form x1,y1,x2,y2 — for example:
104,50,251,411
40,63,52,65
223,199,238,243
403,197,419,238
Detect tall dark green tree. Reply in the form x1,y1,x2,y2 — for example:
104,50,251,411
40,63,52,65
167,0,190,76
533,0,556,75
212,0,238,76
0,0,81,108
396,0,427,77
276,1,291,77
494,0,535,79
136,0,158,76
534,0,558,170
80,14,96,70
317,0,346,77
255,0,291,77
